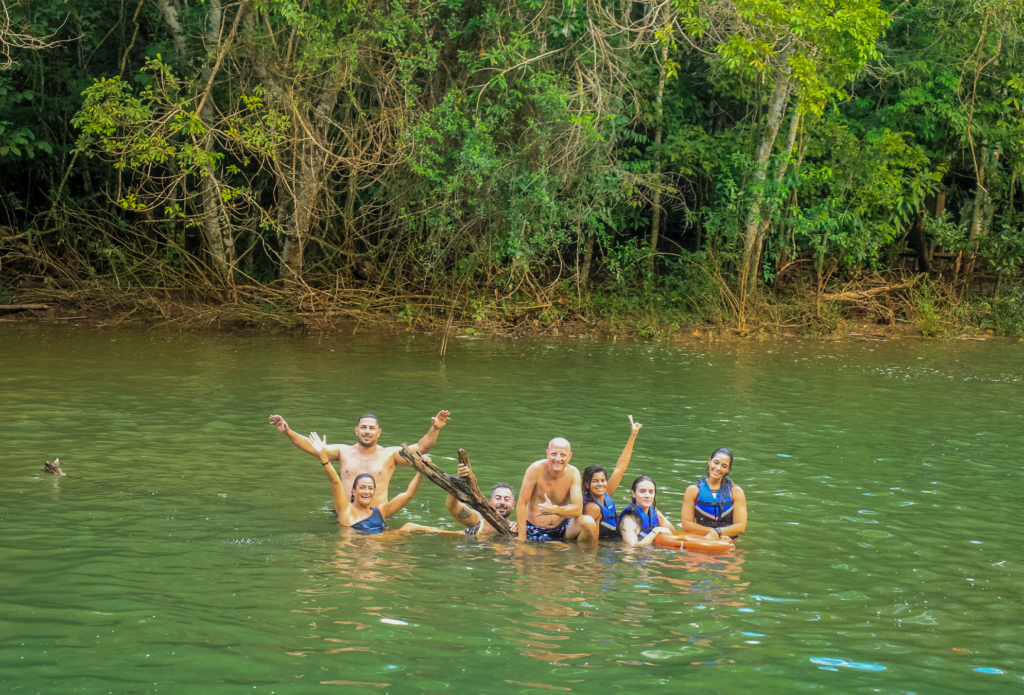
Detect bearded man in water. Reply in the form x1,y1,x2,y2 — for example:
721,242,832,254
269,411,450,508
401,461,518,537
516,438,597,543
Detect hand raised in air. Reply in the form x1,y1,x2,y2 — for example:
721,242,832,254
628,414,643,434
431,411,451,429
269,414,288,432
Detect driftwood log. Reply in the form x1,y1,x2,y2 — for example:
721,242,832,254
0,304,49,315
820,275,922,302
41,458,66,476
399,444,512,536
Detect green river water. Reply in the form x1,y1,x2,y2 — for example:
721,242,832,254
2,325,1022,694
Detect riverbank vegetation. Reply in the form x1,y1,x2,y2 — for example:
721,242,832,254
1,0,1023,338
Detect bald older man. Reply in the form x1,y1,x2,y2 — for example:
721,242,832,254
516,437,597,543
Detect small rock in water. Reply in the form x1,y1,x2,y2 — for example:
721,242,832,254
41,458,66,476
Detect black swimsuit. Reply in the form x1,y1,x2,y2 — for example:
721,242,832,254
349,507,387,534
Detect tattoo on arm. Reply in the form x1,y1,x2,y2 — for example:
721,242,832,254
457,507,474,520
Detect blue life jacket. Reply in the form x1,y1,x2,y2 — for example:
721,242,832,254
587,492,618,538
618,503,659,540
350,507,387,534
694,477,733,530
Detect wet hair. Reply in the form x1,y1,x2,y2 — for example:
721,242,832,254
705,448,734,499
357,413,380,426
350,473,376,503
628,475,658,510
491,483,514,498
581,465,608,504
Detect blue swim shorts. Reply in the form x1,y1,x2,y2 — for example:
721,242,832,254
526,519,570,542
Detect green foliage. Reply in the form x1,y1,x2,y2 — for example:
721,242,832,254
987,285,1024,336
909,279,949,337
0,0,1022,338
677,0,892,113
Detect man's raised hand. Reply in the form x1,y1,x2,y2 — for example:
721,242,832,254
431,410,451,429
457,461,471,478
628,414,643,434
269,414,288,433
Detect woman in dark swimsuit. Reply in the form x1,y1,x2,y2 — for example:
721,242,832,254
680,448,748,541
309,431,422,533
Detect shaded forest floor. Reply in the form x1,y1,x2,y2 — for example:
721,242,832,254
2,268,1022,343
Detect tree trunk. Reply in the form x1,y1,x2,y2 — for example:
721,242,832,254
157,0,188,63
966,146,998,276
197,0,233,277
648,20,669,273
581,232,595,290
341,93,360,262
930,189,945,266
742,52,792,290
757,107,801,274
398,445,512,536
968,143,989,241
279,82,342,281
912,212,930,273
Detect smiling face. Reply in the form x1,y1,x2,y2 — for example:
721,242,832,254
632,480,656,510
353,476,376,508
707,452,732,482
490,486,515,518
354,417,381,448
588,471,609,499
545,438,573,473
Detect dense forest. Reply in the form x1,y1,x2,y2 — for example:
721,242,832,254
1,0,1023,336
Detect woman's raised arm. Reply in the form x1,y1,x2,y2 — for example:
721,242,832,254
605,416,643,496
309,431,348,517
380,471,423,519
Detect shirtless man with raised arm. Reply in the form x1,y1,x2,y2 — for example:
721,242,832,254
269,411,450,508
516,438,597,543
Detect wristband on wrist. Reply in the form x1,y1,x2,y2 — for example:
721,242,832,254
321,460,330,465
715,527,723,537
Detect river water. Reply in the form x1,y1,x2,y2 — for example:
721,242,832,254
2,325,1022,694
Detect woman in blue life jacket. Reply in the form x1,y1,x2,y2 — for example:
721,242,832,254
582,415,644,539
308,431,422,533
618,476,674,547
680,448,747,541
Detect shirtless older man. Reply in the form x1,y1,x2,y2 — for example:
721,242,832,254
269,411,449,508
516,438,597,543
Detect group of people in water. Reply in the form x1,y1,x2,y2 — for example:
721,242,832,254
268,410,748,546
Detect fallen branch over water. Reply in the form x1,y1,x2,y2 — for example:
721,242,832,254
398,444,512,537
0,303,49,314
820,275,922,302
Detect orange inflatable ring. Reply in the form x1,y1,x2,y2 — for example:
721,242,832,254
653,530,734,553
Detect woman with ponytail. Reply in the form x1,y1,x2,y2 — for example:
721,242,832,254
680,448,747,540
307,431,423,533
